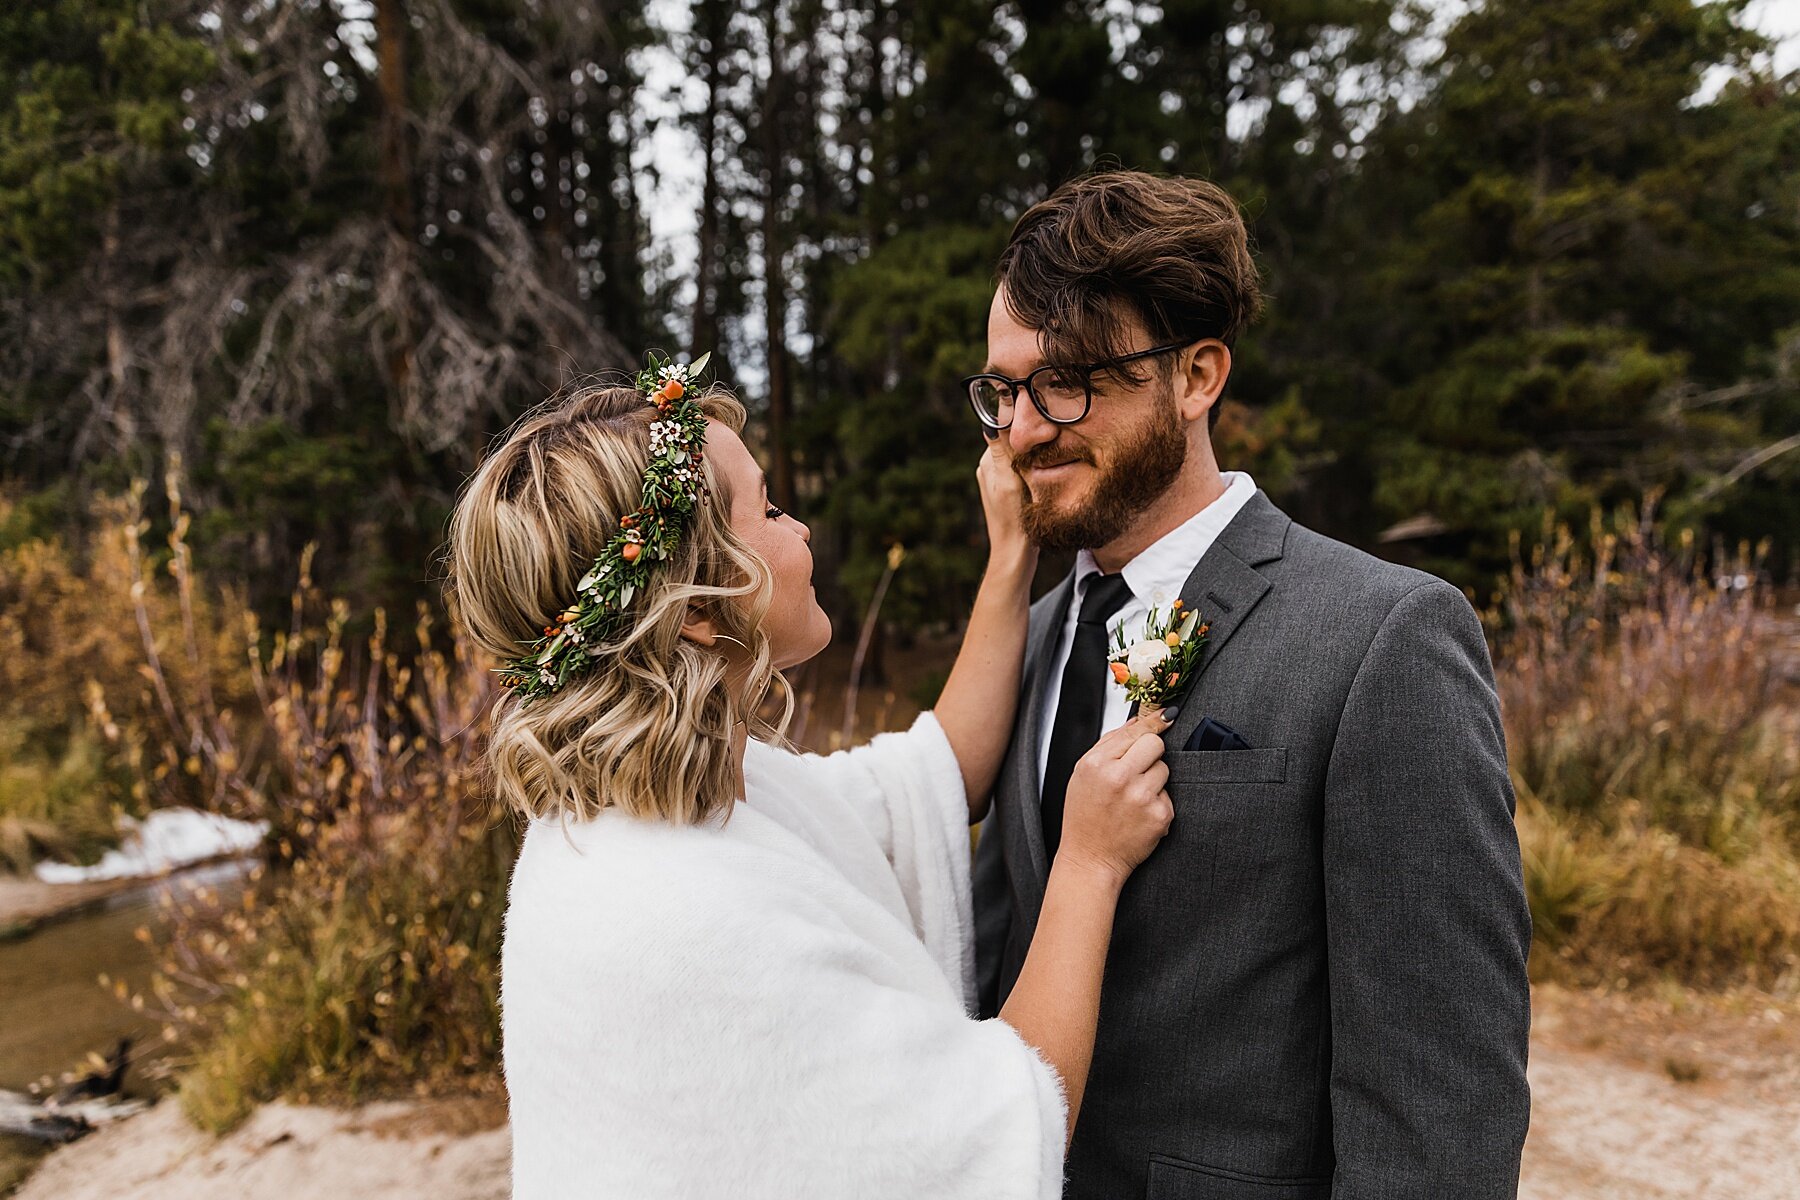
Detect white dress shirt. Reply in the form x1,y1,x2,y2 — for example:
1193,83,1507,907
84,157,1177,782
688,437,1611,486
1034,470,1259,792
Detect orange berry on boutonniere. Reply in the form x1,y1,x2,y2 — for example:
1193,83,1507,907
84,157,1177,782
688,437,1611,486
1164,631,1181,646
1110,662,1131,684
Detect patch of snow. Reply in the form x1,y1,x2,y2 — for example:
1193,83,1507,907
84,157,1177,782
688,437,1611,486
33,809,267,884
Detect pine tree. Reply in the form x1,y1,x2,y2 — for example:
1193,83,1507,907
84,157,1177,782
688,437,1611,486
1332,0,1799,584
0,0,212,486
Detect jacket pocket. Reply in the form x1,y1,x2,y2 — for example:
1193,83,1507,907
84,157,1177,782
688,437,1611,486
1145,1154,1330,1200
1164,747,1287,785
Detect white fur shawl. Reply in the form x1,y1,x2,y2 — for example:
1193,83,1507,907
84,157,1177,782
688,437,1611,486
501,711,1067,1198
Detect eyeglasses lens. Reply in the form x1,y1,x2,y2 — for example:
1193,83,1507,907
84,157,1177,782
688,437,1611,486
1032,369,1087,422
970,378,1015,427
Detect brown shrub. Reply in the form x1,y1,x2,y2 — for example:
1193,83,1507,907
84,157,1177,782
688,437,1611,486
0,474,254,870
99,475,512,1130
1494,497,1800,988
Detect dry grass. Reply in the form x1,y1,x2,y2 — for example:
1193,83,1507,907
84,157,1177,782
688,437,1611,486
61,469,516,1131
1493,499,1800,990
0,479,250,873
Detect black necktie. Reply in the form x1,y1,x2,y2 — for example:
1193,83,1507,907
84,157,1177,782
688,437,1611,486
1041,572,1133,863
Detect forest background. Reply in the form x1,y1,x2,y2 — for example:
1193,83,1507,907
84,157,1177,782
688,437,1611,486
5,0,1797,627
1,0,1799,1164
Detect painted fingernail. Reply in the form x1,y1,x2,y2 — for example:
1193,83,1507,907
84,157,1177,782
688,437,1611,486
1161,706,1180,725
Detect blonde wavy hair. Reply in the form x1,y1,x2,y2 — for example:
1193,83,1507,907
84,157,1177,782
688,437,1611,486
445,381,792,827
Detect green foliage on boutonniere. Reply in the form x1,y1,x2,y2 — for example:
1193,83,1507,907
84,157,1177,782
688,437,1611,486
1108,599,1209,710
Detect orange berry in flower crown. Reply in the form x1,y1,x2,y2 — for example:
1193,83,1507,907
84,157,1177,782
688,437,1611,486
622,543,642,562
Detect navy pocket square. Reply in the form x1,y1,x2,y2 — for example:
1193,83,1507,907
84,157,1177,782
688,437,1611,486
1182,717,1252,752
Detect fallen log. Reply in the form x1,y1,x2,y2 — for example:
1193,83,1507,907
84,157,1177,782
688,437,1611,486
0,1089,146,1144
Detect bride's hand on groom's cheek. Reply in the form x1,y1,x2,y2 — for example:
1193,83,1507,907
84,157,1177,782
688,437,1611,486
976,443,1034,564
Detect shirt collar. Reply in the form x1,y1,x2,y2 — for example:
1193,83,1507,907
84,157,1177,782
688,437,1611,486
1073,470,1258,605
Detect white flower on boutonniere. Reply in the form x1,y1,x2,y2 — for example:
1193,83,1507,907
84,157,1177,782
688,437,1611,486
1108,599,1210,711
1125,637,1170,679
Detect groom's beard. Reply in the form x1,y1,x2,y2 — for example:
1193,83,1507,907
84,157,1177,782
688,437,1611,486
1015,388,1187,552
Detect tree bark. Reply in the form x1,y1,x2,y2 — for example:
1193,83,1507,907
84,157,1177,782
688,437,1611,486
375,0,416,401
541,108,576,299
760,5,795,511
690,4,725,354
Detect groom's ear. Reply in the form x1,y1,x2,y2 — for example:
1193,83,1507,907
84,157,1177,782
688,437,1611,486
1175,339,1231,426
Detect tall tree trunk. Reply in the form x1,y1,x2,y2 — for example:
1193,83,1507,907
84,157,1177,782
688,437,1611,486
760,7,795,511
375,0,415,402
691,15,724,355
590,38,645,352
101,201,133,456
541,108,576,299
1527,120,1548,335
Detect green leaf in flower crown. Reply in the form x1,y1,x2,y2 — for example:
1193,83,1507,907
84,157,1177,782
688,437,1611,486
688,351,711,376
536,632,565,664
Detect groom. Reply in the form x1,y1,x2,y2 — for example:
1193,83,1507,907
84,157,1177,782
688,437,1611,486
970,171,1531,1199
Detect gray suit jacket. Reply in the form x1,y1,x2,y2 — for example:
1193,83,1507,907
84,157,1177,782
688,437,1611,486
972,488,1531,1199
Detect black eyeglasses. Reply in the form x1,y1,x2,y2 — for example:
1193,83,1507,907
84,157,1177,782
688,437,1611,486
961,340,1193,430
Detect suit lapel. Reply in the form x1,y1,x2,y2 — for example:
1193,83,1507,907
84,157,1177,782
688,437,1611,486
1158,489,1291,751
1004,572,1073,921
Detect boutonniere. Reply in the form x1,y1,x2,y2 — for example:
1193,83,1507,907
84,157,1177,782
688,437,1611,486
1108,598,1209,712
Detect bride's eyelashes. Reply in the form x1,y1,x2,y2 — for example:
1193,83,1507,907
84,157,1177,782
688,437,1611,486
765,503,787,520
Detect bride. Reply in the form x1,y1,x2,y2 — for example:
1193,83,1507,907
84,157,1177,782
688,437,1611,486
446,361,1174,1198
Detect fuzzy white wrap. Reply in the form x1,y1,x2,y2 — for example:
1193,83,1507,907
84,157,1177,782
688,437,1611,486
501,710,1068,1198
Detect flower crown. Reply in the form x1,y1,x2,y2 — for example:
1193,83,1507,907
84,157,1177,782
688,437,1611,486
496,350,714,703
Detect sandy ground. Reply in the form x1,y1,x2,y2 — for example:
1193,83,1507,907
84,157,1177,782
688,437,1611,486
11,986,1800,1200
1520,984,1800,1200
11,1096,510,1200
1521,1051,1800,1199
0,876,144,937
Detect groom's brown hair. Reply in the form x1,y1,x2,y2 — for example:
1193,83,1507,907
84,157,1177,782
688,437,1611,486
996,170,1262,433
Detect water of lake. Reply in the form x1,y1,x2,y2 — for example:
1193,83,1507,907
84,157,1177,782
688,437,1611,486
0,860,253,1190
